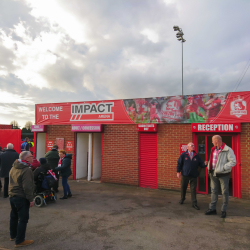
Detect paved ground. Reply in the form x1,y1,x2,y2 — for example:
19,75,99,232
0,180,250,250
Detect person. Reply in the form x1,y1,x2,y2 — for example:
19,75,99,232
33,158,51,181
0,143,19,198
205,135,236,218
9,151,35,247
45,145,60,192
177,142,207,210
30,153,40,171
54,150,72,199
21,137,30,152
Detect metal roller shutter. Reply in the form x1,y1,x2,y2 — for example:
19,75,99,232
139,132,157,189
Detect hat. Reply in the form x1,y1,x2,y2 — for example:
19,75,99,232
39,158,47,165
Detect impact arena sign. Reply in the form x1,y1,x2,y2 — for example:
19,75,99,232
36,91,250,125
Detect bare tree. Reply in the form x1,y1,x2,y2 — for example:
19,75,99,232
10,120,19,128
25,121,33,130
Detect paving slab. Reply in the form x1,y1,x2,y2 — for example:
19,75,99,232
0,180,250,250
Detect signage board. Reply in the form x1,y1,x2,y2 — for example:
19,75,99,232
47,141,53,151
66,141,73,151
36,91,250,125
191,123,241,132
71,124,102,132
137,124,157,132
180,144,188,154
31,125,46,132
56,138,64,150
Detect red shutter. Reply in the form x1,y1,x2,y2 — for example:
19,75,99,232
139,133,157,189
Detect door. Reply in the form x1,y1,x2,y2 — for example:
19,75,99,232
76,133,88,179
194,133,240,198
139,133,157,189
36,133,46,160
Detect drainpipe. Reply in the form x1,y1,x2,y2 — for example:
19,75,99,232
88,133,92,181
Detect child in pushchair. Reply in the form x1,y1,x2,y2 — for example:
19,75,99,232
34,158,57,207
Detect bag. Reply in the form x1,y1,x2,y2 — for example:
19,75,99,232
41,176,57,189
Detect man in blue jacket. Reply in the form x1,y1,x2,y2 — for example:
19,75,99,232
177,142,207,210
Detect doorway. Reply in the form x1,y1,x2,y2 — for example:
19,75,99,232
75,133,102,180
194,133,240,198
36,133,46,160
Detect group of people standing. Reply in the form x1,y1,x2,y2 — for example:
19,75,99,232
177,135,236,219
0,143,73,247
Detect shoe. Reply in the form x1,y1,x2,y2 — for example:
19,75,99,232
15,239,33,247
179,199,185,204
192,204,200,210
221,211,227,218
10,238,15,241
205,209,217,215
60,196,67,199
67,193,72,198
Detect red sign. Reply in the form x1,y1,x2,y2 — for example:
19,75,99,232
47,141,53,151
137,124,157,132
56,138,64,150
36,91,250,125
180,144,188,154
71,124,102,132
66,141,73,151
191,123,241,132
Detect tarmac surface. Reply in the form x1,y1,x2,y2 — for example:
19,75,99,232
0,180,250,250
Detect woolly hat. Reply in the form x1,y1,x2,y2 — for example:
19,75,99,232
39,158,47,165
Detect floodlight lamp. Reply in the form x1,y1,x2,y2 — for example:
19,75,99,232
173,25,180,31
177,38,182,41
176,31,184,36
176,34,182,38
182,39,186,42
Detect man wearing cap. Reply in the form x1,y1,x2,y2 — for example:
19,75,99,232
9,151,35,247
205,135,236,218
177,142,207,210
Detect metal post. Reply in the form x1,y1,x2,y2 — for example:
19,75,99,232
182,41,183,96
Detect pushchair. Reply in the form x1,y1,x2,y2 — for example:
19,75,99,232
34,172,57,207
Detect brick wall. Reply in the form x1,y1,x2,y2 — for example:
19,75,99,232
46,125,75,180
102,124,139,185
157,124,193,190
240,123,250,199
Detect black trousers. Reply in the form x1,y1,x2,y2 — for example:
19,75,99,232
4,177,9,197
9,196,30,244
181,176,197,205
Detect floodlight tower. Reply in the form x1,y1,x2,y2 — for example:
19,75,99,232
173,26,186,96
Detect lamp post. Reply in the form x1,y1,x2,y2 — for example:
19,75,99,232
173,26,186,96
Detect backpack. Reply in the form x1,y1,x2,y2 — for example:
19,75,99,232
21,142,28,151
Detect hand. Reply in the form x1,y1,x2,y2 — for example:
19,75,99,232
205,161,208,165
177,172,181,178
30,201,35,207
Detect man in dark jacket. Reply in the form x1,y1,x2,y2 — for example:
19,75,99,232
177,142,207,210
0,143,19,198
33,158,51,181
0,146,4,190
9,151,34,247
45,145,60,192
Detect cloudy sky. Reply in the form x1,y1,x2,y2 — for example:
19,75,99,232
0,0,249,127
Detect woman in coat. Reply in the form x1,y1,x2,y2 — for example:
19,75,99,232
54,150,72,199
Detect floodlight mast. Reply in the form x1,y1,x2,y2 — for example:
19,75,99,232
173,26,186,96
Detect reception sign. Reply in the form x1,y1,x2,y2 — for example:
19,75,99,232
36,91,250,125
191,123,241,132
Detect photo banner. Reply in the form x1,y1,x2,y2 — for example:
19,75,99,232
36,91,250,125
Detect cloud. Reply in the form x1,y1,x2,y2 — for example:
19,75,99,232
0,0,250,127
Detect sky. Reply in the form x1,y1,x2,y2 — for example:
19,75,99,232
0,0,249,128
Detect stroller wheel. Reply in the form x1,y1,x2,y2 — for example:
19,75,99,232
34,195,44,207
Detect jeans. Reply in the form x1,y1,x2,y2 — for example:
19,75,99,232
4,177,9,197
9,196,30,244
62,176,71,197
209,173,230,212
181,176,197,205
